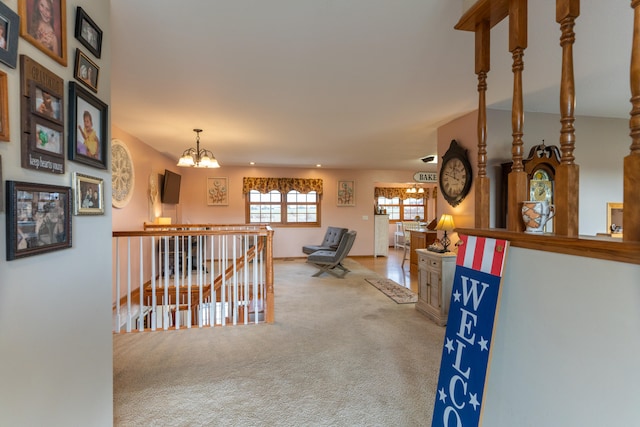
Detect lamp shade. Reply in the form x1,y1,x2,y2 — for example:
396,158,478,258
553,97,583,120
435,214,456,231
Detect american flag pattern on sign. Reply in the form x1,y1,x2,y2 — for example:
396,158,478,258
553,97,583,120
456,234,508,277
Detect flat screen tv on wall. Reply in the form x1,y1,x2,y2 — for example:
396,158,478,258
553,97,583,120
161,169,181,204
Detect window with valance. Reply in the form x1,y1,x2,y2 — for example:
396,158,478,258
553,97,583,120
243,177,323,226
375,187,436,222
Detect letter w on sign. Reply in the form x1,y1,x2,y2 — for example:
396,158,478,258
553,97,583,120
431,235,509,427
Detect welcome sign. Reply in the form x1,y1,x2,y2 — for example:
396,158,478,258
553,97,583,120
431,235,509,427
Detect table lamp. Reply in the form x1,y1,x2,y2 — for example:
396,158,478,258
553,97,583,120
435,214,456,252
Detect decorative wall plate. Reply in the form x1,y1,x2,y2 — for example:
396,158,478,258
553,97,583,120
111,139,135,208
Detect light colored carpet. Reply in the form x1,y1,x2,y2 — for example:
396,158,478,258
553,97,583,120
364,277,418,304
113,258,445,426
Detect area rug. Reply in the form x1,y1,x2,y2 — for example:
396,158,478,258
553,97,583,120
364,277,418,304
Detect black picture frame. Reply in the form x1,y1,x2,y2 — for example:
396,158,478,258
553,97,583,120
73,48,99,93
68,82,108,169
74,6,101,58
0,1,19,68
30,80,63,125
6,180,72,260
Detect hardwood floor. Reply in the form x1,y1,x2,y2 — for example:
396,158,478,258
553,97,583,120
354,246,418,293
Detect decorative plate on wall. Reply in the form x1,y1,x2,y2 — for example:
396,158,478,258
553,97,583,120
111,139,135,208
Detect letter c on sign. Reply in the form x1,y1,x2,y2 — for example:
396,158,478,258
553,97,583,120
449,375,468,410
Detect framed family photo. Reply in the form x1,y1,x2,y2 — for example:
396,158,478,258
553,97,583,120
31,114,63,156
68,82,108,169
18,0,67,66
6,180,72,260
72,172,104,215
0,1,20,68
74,6,101,58
207,177,228,206
74,48,99,92
337,180,355,207
30,80,63,125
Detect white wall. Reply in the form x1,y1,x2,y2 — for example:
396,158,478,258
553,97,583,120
0,1,113,425
483,247,640,426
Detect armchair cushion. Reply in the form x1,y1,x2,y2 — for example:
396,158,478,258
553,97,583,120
302,226,348,254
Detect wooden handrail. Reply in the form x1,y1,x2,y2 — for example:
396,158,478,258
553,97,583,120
457,228,640,265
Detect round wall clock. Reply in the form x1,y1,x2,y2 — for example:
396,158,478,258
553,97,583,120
439,139,473,207
111,139,135,208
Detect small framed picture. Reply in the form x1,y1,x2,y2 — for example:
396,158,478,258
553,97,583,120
68,82,108,169
0,1,20,69
0,69,8,141
5,180,72,260
18,0,67,66
30,81,63,125
74,48,99,93
337,180,355,207
31,114,63,156
73,172,104,215
207,177,228,206
74,6,101,58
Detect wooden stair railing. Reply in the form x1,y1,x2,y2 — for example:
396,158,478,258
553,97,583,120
114,224,274,331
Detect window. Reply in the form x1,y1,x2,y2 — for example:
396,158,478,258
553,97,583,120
247,190,319,225
243,177,323,226
377,196,425,222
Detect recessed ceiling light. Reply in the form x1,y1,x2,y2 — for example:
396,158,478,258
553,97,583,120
250,161,255,165
316,164,322,168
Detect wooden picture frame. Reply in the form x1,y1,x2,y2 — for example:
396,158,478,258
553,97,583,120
337,180,355,206
68,82,108,169
31,114,63,156
6,180,72,260
73,172,104,215
74,48,99,93
0,1,20,68
607,202,623,237
0,69,8,141
18,0,67,66
207,177,228,206
20,55,65,174
74,6,101,58
30,80,63,125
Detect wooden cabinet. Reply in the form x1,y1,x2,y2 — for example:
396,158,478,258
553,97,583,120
409,229,437,273
415,249,456,326
373,214,389,257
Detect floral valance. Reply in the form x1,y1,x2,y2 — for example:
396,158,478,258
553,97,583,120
243,177,323,195
374,187,437,200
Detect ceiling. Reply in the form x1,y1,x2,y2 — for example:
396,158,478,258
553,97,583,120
110,1,633,171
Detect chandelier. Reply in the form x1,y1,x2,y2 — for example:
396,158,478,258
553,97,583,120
177,129,220,168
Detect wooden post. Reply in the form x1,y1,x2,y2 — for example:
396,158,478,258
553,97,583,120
265,227,275,323
507,0,529,232
625,0,640,242
555,0,580,237
475,20,491,229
